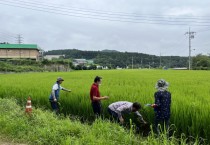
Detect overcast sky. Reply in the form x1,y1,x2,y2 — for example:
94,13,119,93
0,0,209,56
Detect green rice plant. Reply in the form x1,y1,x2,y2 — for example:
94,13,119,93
0,70,209,143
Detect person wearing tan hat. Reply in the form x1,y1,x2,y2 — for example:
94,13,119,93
49,77,71,114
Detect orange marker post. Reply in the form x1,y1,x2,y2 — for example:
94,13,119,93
25,97,32,114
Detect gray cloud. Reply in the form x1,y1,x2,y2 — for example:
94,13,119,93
0,0,209,56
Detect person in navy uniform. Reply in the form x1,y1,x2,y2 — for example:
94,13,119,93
49,77,71,114
151,79,171,134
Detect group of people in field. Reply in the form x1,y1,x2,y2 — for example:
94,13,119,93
48,76,171,134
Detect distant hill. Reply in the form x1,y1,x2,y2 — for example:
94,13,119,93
44,49,188,68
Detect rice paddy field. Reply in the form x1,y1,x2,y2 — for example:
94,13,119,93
0,70,210,144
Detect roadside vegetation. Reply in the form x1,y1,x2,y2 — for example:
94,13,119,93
0,98,202,145
0,59,71,73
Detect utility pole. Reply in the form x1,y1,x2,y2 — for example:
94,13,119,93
169,56,172,68
159,52,162,68
141,57,143,68
16,34,23,44
152,56,154,68
185,27,196,70
132,56,133,69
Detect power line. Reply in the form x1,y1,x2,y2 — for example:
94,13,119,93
198,28,210,33
0,32,16,38
0,35,13,40
0,0,210,26
4,0,210,24
0,32,17,43
7,0,210,21
0,37,11,43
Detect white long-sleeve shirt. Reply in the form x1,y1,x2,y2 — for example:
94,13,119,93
108,101,143,121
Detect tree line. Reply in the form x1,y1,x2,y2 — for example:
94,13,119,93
45,49,189,69
1,50,208,72
192,54,210,70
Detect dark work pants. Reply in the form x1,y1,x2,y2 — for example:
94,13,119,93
91,102,102,116
154,117,170,135
107,108,119,122
50,101,60,115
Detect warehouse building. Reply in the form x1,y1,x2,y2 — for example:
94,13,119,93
0,44,41,61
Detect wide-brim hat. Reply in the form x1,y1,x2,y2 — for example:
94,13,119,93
155,79,169,90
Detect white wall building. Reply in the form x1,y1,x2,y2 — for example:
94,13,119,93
44,55,65,60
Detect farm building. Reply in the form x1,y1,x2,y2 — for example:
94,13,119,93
73,59,87,66
0,44,41,61
44,55,65,60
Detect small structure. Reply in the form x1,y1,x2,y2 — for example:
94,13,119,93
173,67,188,70
73,59,87,66
0,44,40,61
116,66,122,70
44,55,65,60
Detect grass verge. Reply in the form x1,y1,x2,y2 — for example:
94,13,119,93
0,98,203,145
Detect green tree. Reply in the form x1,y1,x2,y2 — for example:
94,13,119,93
192,54,210,70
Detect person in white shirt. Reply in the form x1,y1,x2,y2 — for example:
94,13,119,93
108,101,147,124
49,77,71,114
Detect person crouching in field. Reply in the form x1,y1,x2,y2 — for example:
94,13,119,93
107,101,147,124
151,79,171,134
90,76,109,117
49,77,71,114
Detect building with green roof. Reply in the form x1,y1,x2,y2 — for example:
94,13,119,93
0,44,41,61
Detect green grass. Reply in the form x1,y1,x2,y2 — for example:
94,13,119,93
0,98,138,145
0,70,209,143
0,98,201,145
